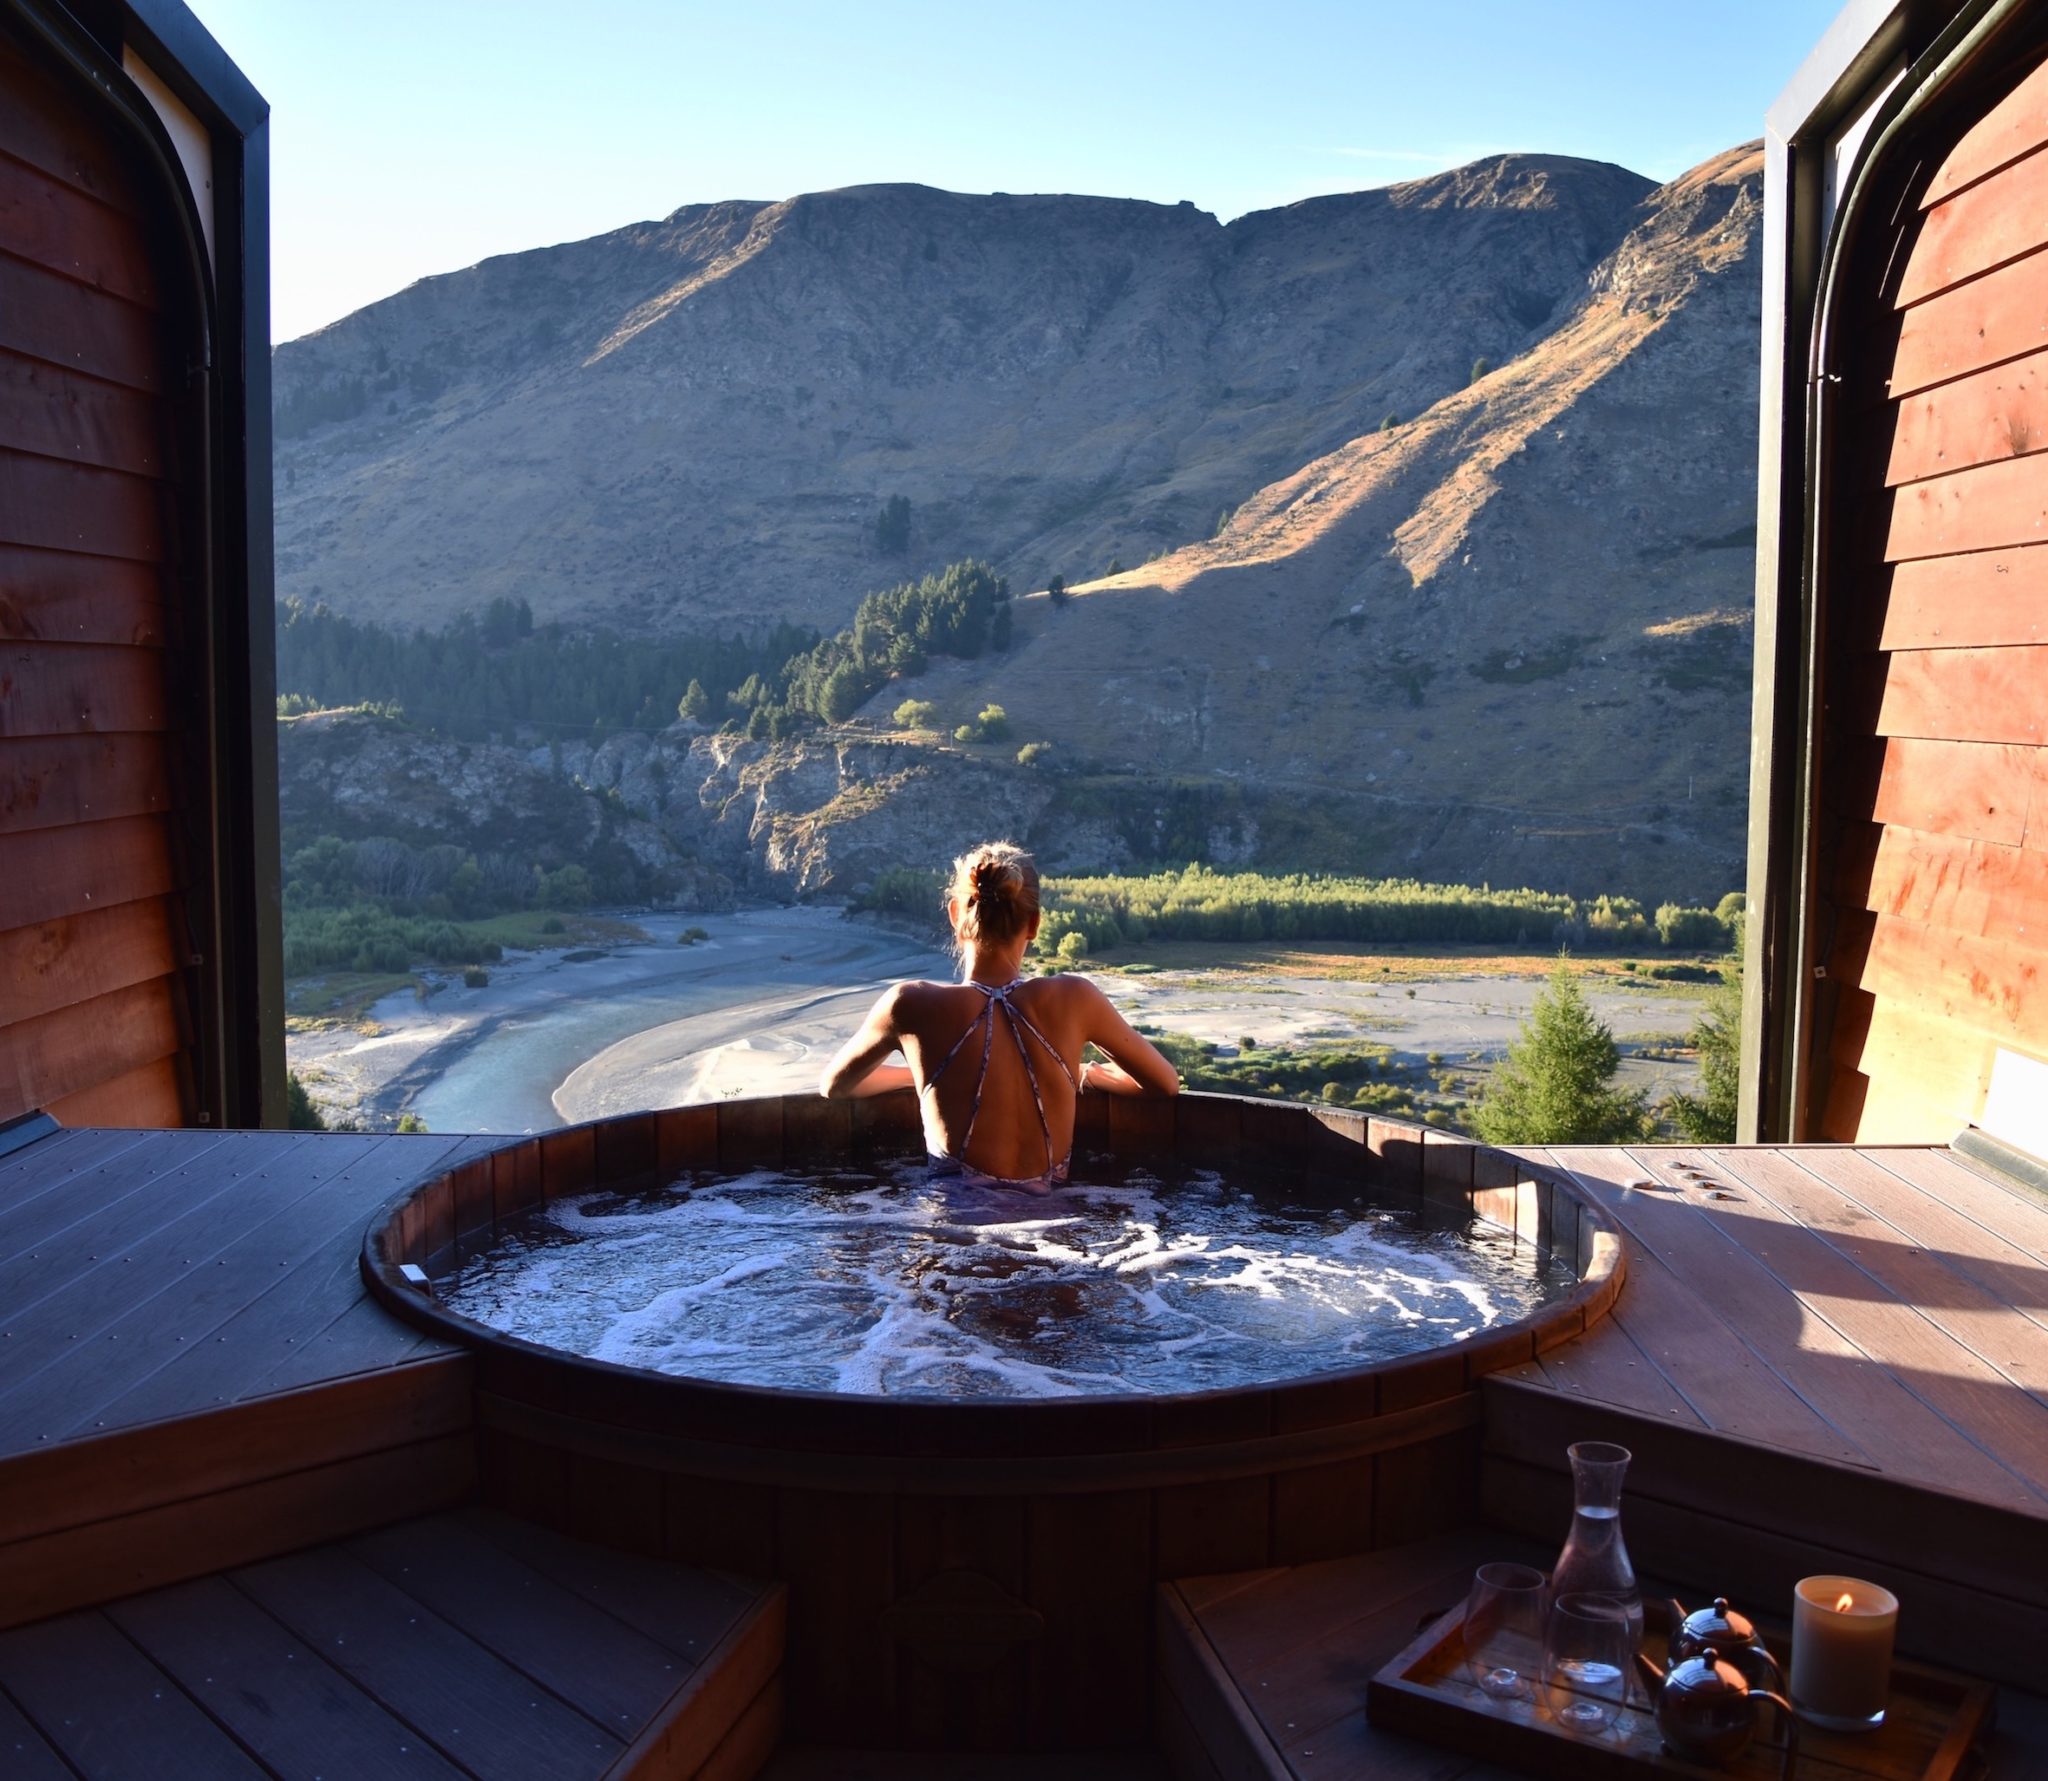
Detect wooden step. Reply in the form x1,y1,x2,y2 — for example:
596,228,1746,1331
0,1506,785,1780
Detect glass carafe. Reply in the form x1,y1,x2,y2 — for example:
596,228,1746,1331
1550,1441,1643,1659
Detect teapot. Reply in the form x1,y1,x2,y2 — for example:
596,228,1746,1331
1665,1595,1785,1694
1637,1647,1800,1777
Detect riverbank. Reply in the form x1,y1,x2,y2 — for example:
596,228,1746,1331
286,906,1712,1135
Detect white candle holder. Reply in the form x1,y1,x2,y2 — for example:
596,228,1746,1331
1790,1575,1899,1732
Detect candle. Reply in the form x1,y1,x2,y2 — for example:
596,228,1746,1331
1791,1575,1899,1730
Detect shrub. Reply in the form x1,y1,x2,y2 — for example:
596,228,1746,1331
893,698,939,730
976,704,1009,740
1047,575,1069,605
285,1071,326,1131
1017,741,1052,767
953,723,980,744
1057,931,1090,963
537,863,595,908
462,966,489,988
678,925,711,944
1381,412,1401,430
1654,902,1727,949
1470,356,1492,383
395,1112,429,1134
541,915,566,935
1668,941,1743,1143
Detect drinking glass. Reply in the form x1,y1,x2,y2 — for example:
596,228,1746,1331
1462,1562,1547,1702
1544,1592,1633,1732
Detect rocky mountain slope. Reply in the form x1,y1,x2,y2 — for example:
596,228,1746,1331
904,145,1764,895
274,146,1763,901
273,157,1652,633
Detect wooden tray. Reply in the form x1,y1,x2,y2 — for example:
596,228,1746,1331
1365,1600,1997,1780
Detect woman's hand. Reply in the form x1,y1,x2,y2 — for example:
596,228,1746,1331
1082,1057,1145,1096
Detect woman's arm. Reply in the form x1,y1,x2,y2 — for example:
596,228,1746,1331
819,985,915,1099
1077,981,1179,1096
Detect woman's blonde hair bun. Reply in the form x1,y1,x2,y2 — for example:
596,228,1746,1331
948,840,1040,945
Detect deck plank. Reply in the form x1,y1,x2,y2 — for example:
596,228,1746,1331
1557,1146,2043,1508
1794,1146,2048,1337
1675,1146,2048,1508
1870,1145,2048,1257
0,1135,467,1439
82,1134,491,1426
1538,1149,1876,1465
348,1513,696,1737
463,1506,757,1663
110,1574,472,1780
0,1680,79,1780
0,1606,269,1780
231,1545,625,1780
0,1127,225,1258
1503,1303,1704,1424
1722,1146,2048,1398
0,1131,319,1331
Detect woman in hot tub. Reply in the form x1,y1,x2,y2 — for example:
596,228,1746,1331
820,841,1179,1192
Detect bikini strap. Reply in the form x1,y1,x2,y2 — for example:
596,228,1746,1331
925,977,1073,1178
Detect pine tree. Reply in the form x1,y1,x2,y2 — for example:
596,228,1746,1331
1473,958,1650,1144
1667,938,1742,1142
677,679,711,723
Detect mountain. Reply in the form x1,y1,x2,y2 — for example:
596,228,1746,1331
898,145,1764,895
272,156,1653,632
272,146,1763,901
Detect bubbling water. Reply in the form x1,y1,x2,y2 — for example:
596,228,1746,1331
440,1157,1576,1399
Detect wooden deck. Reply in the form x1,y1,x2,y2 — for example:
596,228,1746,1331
1478,1141,2048,1692
0,1124,2043,1774
0,1124,493,1626
0,1506,784,1780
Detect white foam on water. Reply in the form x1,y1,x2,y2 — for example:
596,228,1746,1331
441,1157,1573,1399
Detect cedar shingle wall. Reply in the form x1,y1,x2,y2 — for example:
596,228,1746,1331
0,32,187,1126
1821,53,2048,1141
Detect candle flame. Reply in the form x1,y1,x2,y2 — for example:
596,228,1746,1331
1834,1591,1855,1612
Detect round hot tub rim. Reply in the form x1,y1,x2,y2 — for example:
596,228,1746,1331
359,1091,1624,1472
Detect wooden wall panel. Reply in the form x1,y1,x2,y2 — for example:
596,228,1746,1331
1818,66,2048,1143
1883,453,2048,562
1897,137,2048,303
0,40,192,1129
1883,353,2048,487
1924,53,2048,206
0,815,176,930
0,357,165,480
1878,548,2048,649
1868,735,2046,844
0,734,170,833
0,977,181,1121
1875,645,2048,743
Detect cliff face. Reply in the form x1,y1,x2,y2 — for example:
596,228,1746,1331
273,157,1653,634
275,145,1763,902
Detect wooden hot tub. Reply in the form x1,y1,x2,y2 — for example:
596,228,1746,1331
362,1090,1622,1750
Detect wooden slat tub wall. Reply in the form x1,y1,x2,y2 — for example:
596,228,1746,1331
0,29,191,1127
1816,48,2048,1141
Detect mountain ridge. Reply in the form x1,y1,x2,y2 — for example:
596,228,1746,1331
273,145,1761,899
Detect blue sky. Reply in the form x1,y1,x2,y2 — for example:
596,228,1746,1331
188,0,1846,343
